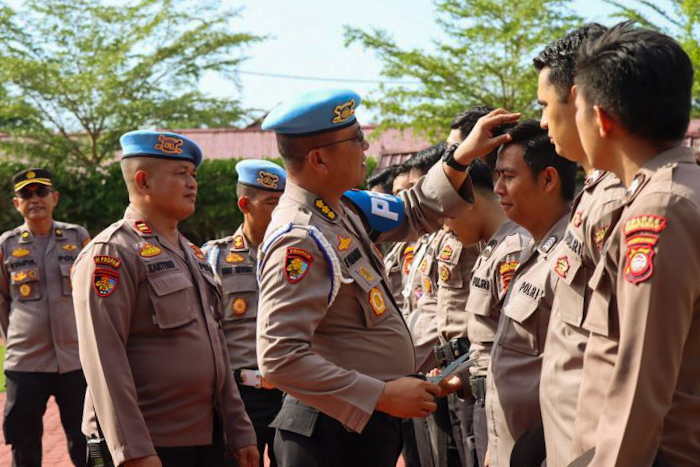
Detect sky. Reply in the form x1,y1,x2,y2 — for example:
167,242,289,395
210,0,625,124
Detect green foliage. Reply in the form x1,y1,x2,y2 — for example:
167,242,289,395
344,0,581,140
0,0,264,168
363,156,379,188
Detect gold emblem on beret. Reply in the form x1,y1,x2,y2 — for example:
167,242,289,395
155,134,184,155
26,171,36,179
332,99,356,124
257,171,279,189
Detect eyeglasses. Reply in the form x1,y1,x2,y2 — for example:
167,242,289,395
313,131,366,150
16,185,52,200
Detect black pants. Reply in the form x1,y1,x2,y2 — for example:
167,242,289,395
274,404,402,467
448,394,477,467
402,417,434,467
226,383,283,467
156,424,225,467
3,369,87,467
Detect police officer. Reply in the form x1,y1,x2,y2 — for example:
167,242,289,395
571,24,700,466
0,169,90,467
71,131,258,467
202,159,286,467
532,24,627,467
256,89,519,467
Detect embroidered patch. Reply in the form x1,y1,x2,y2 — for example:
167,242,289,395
62,244,79,251
190,244,205,260
232,298,248,315
402,247,415,276
93,268,119,297
233,235,245,250
332,99,356,123
337,234,352,251
314,199,337,221
554,256,570,279
226,252,245,263
368,287,386,316
285,247,314,284
257,171,279,189
11,248,30,258
94,255,121,268
359,267,375,283
624,215,667,236
419,259,429,274
155,134,183,154
13,270,37,282
134,220,152,235
624,245,655,284
422,276,432,294
573,210,583,228
19,283,32,297
139,243,162,258
439,264,450,282
499,261,518,291
594,225,609,250
625,233,659,247
439,245,454,261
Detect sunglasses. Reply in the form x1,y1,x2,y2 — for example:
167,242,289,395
313,131,366,150
16,185,52,200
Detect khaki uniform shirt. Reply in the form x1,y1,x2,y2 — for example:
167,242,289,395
572,147,700,466
435,231,482,346
465,220,530,378
383,241,409,311
257,164,470,432
202,226,259,371
0,222,90,373
540,171,624,467
485,214,568,466
402,234,431,319
72,206,255,465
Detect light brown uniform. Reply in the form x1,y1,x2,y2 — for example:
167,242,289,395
257,163,470,432
539,171,624,467
572,147,700,466
485,214,568,466
72,207,255,465
383,241,410,311
0,222,90,372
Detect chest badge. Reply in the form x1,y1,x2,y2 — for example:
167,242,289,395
422,276,432,294
285,247,314,284
439,264,450,282
19,283,32,297
11,248,30,258
337,234,352,251
439,245,454,261
554,255,570,279
226,252,245,263
62,244,79,251
359,267,375,283
139,243,162,258
368,287,386,316
232,298,248,315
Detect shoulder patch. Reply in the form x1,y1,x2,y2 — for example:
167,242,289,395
94,255,121,268
93,268,119,297
190,243,205,260
499,260,518,291
285,247,314,283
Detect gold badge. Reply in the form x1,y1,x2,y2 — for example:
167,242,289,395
337,234,352,251
439,264,450,282
554,256,570,279
314,199,337,220
594,225,609,250
55,228,62,236
11,248,30,258
26,170,35,179
257,171,279,189
232,298,248,315
439,245,453,261
359,267,375,283
422,276,432,294
139,243,162,258
21,231,30,239
62,244,79,251
233,235,245,250
368,287,386,316
13,271,29,282
226,252,245,263
19,283,32,297
155,134,184,155
332,99,356,123
419,259,429,274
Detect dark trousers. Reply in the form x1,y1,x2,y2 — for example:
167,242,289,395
3,369,87,467
274,408,402,467
447,394,477,467
402,417,434,467
226,383,283,467
156,424,225,467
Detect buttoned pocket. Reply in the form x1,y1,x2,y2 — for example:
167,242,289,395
221,274,258,321
11,267,41,301
581,260,611,337
437,261,463,288
269,396,319,437
349,263,391,328
59,263,73,296
500,292,541,356
466,287,498,343
147,273,197,329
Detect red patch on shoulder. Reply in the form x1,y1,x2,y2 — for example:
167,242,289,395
285,247,314,284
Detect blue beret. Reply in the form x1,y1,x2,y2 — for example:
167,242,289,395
262,89,361,136
343,189,405,232
236,159,287,192
120,130,203,168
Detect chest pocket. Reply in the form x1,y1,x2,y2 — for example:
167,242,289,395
220,273,258,321
59,263,73,296
500,289,541,356
348,261,391,328
551,240,586,327
466,284,497,343
581,259,612,337
11,267,41,302
147,273,197,329
437,260,463,289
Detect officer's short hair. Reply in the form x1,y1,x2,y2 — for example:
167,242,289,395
451,106,493,141
276,134,311,170
470,159,494,193
533,23,608,102
575,22,693,143
368,166,398,193
236,183,262,200
405,143,446,174
120,157,160,195
504,119,578,201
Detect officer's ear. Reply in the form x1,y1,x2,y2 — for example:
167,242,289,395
593,105,614,138
11,196,21,211
238,196,250,214
306,149,330,175
134,170,151,194
540,166,560,194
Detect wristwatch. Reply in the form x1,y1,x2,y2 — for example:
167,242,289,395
442,143,471,172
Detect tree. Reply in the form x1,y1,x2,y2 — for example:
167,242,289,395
603,0,700,115
0,0,263,168
344,0,581,139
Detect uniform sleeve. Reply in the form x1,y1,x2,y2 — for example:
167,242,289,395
589,195,700,466
376,163,472,243
72,242,156,465
0,244,9,338
77,226,91,247
257,232,385,432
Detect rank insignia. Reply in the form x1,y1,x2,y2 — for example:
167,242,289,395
190,244,205,260
155,134,183,155
233,235,245,250
285,247,314,284
359,267,375,283
226,252,245,263
554,256,570,279
314,199,337,221
94,255,121,268
422,276,432,294
624,215,667,236
332,99,356,123
232,298,248,315
439,245,454,261
573,210,583,228
19,283,32,297
11,248,30,258
93,268,119,297
134,220,152,235
257,171,280,189
139,243,162,258
62,244,79,251
55,228,63,237
594,225,609,250
13,270,37,282
439,264,450,282
337,234,352,251
21,231,30,239
368,287,386,316
499,261,518,291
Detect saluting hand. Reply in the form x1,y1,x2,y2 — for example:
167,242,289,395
233,445,260,467
453,108,521,165
375,376,441,418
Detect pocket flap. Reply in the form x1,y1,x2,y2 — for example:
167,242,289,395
503,292,539,324
348,262,381,291
59,263,72,277
269,398,319,437
221,273,257,293
11,268,40,284
147,273,192,297
466,287,493,317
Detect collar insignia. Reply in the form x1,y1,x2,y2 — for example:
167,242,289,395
337,234,352,251
134,220,153,235
314,199,337,221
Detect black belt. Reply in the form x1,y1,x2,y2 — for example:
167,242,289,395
434,338,470,366
470,375,487,404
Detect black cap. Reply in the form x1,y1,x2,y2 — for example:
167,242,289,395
12,168,53,192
